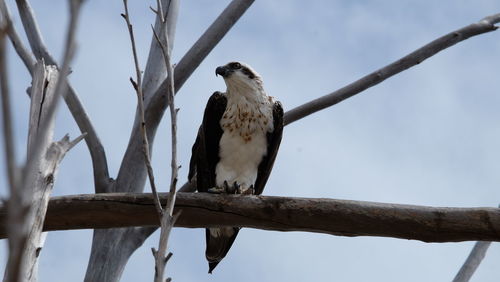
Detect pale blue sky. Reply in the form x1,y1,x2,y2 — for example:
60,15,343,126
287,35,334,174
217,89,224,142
1,1,500,281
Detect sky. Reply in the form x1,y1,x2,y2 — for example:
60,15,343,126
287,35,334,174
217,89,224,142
1,0,500,281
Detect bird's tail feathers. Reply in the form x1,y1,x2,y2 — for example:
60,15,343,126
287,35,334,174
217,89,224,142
205,227,240,273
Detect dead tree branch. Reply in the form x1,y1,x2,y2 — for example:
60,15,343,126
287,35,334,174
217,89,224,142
0,193,499,243
151,11,179,280
452,241,492,282
283,13,500,126
122,2,181,280
3,1,84,280
0,19,17,197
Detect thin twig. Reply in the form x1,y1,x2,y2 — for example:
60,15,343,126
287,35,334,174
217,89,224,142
155,0,164,23
151,16,179,280
283,13,500,126
122,0,163,218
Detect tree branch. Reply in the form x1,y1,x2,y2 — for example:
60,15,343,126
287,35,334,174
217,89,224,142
14,0,110,192
0,193,499,243
452,241,492,282
151,10,179,280
3,2,84,279
0,0,35,73
0,19,17,197
142,0,178,103
283,13,500,126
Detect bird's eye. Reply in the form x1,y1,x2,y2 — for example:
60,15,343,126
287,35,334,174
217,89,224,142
230,62,241,69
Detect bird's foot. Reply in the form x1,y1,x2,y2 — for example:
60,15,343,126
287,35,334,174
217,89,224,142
208,181,239,194
238,184,255,195
207,186,226,194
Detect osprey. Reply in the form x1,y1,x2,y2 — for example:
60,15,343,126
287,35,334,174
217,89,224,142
188,61,284,273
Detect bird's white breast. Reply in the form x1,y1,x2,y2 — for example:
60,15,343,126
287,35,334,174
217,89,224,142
215,94,274,189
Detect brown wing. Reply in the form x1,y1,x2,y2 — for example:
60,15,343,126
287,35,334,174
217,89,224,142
188,91,227,192
254,101,284,195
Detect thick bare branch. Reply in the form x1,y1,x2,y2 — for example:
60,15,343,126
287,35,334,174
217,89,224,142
0,22,17,195
15,0,110,192
0,193,499,243
283,13,500,125
3,59,59,282
3,2,84,279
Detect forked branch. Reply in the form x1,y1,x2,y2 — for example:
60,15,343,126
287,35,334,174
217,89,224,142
151,13,179,281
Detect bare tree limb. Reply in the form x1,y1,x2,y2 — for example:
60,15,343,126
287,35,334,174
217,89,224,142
0,19,17,198
151,11,179,280
452,241,492,282
0,0,35,73
1,193,499,243
3,2,84,280
142,0,178,103
283,13,500,126
3,59,59,282
14,0,110,192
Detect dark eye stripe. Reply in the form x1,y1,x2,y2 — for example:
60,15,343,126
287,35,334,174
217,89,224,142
241,67,256,79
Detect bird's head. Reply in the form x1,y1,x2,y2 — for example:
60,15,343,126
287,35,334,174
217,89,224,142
215,61,263,92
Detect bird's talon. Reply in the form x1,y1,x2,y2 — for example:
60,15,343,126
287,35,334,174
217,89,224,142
225,180,236,194
207,186,225,194
233,182,241,194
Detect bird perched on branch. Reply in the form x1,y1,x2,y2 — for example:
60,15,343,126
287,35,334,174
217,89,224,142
188,61,284,273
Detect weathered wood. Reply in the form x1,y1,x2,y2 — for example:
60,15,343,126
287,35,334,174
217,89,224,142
3,61,58,282
1,193,499,243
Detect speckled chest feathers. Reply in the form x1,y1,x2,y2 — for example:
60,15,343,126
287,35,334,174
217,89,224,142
215,86,274,189
220,93,274,142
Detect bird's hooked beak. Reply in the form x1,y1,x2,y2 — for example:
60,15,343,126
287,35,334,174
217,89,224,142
215,66,229,78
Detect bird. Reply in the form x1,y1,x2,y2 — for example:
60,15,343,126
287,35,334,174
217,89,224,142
188,61,284,273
